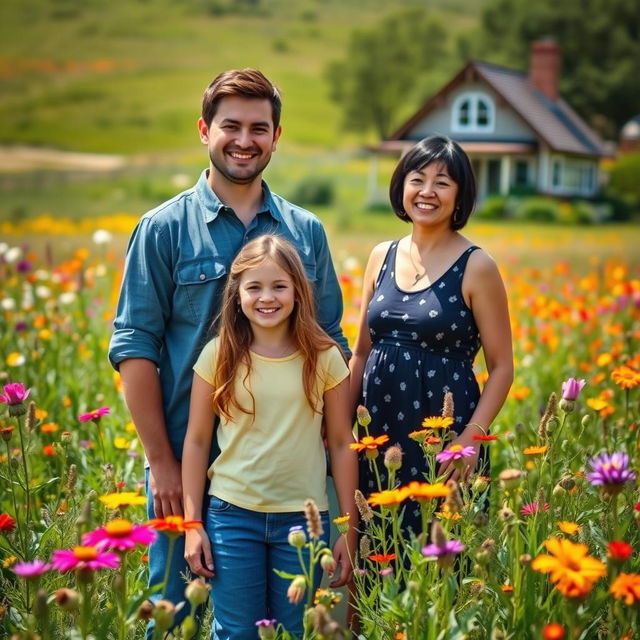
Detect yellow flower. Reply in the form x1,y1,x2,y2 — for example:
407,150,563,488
531,538,606,597
3,555,17,568
6,352,25,367
35,408,48,420
404,481,450,502
367,488,408,508
557,521,580,536
523,445,549,455
610,573,640,605
332,514,350,535
611,365,640,390
125,421,137,434
113,437,130,450
99,492,146,509
421,416,454,430
350,434,389,452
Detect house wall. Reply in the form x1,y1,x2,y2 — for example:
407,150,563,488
406,83,537,143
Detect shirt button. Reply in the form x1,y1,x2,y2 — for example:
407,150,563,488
199,273,206,281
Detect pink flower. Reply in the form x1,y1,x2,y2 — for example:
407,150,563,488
561,378,586,401
0,382,30,406
83,519,157,551
13,559,51,578
51,546,120,572
78,406,110,422
520,502,549,516
435,444,476,463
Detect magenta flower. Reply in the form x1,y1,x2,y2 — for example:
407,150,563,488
520,502,549,516
78,406,110,422
435,444,476,463
422,539,465,558
13,560,51,578
561,377,586,401
0,383,30,405
587,452,636,494
51,546,120,572
255,619,277,640
83,519,157,551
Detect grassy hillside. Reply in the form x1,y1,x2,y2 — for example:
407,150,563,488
0,0,484,154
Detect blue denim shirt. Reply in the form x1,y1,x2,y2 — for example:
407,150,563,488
108,169,349,460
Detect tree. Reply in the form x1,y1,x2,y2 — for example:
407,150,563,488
326,9,448,139
474,0,640,138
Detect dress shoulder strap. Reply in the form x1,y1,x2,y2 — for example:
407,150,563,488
373,241,398,289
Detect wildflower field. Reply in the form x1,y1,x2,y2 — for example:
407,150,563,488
0,221,639,640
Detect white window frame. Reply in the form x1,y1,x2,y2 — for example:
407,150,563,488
451,92,495,133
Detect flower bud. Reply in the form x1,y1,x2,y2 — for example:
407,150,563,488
519,554,532,566
137,600,154,621
498,505,515,522
552,484,566,498
581,414,591,428
498,469,522,491
54,588,80,612
0,426,14,442
153,600,176,631
356,405,371,427
384,445,403,471
288,525,306,548
185,578,210,607
320,551,336,574
287,576,307,605
546,416,560,434
559,399,575,413
256,619,278,640
559,475,575,491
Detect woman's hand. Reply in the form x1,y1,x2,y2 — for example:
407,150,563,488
184,528,215,578
329,534,356,588
437,427,480,483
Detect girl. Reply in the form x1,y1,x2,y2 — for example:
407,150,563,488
350,135,513,535
182,234,357,639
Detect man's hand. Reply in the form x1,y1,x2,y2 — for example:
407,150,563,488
149,458,183,518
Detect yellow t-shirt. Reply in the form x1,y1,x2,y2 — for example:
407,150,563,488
193,338,349,512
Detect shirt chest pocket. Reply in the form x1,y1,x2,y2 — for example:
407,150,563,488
175,258,227,324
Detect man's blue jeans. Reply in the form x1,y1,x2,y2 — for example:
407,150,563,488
145,469,201,635
206,496,330,640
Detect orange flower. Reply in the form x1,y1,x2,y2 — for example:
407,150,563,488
350,434,389,452
147,515,203,535
523,445,549,455
557,521,580,536
421,416,454,430
367,488,408,508
40,422,59,433
531,538,606,597
368,553,396,563
543,623,565,640
403,481,450,502
610,573,640,605
42,444,55,456
500,584,513,594
611,365,640,390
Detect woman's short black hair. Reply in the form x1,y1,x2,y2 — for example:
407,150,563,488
389,135,476,230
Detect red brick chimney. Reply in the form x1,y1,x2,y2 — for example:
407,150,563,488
529,40,561,102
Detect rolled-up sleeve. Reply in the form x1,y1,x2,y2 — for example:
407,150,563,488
108,216,174,370
311,221,351,358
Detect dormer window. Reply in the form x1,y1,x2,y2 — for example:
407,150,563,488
452,92,495,133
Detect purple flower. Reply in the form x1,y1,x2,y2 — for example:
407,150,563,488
561,377,586,401
435,445,476,463
14,322,29,332
12,559,51,578
16,260,32,274
587,452,636,495
422,539,465,558
0,382,30,406
255,619,277,640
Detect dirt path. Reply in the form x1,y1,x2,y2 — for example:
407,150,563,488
0,145,127,172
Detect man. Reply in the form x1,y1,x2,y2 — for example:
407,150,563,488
108,68,349,626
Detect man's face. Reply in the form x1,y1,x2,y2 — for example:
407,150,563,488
198,96,281,185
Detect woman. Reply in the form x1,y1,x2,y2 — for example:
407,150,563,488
350,135,513,535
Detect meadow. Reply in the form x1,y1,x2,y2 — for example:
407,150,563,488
0,218,638,639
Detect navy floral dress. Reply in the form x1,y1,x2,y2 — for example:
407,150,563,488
360,241,482,533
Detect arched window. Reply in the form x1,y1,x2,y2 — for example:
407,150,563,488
452,92,495,133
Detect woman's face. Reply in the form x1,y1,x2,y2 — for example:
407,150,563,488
402,161,459,228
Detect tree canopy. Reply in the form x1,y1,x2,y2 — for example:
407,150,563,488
325,8,448,139
473,0,640,137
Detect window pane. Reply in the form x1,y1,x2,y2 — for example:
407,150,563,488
477,99,489,126
459,100,470,125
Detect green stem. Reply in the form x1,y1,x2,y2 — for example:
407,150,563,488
4,439,26,560
118,552,128,640
78,575,92,640
15,414,33,551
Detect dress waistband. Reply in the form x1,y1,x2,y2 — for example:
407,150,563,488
371,339,475,363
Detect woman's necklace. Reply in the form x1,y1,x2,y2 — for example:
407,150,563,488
407,242,427,285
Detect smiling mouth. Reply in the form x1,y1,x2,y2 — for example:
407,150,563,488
257,308,279,314
229,151,254,160
416,203,437,210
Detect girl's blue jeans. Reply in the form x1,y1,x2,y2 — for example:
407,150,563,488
206,495,330,640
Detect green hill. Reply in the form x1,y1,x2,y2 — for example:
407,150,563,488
0,0,484,154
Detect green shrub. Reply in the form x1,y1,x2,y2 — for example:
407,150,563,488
607,152,640,207
288,176,335,206
512,197,560,222
475,195,507,219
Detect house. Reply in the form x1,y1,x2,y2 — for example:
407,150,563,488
370,41,607,202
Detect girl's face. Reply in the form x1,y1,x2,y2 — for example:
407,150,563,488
237,258,296,333
402,161,459,228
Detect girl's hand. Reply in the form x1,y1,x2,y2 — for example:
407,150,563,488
184,528,215,578
437,427,480,483
329,535,355,588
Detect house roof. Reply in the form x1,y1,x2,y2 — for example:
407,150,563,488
389,60,606,158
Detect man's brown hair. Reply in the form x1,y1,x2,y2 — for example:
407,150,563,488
202,68,282,130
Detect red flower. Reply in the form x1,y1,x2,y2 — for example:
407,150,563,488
0,512,17,532
42,444,56,456
543,623,565,640
608,541,633,562
368,553,396,563
472,434,498,441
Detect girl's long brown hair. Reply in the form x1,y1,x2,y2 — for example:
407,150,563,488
211,234,339,422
